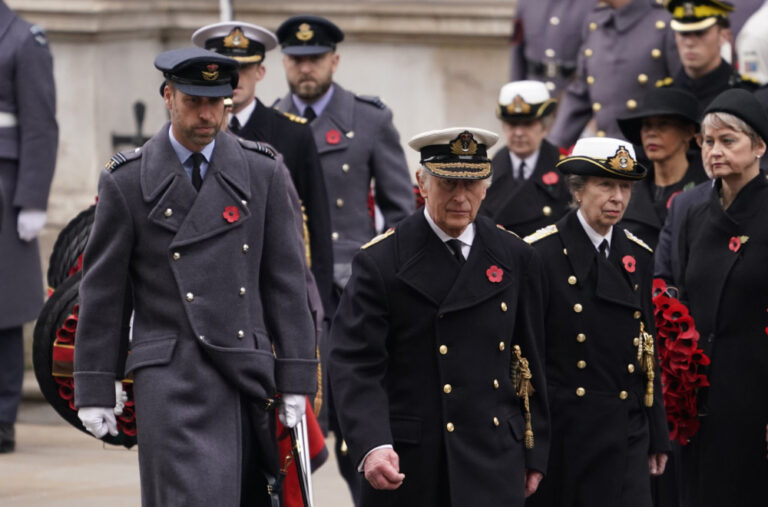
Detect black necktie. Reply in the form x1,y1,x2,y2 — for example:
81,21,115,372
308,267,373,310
598,239,609,258
190,153,204,191
229,116,241,135
516,161,527,180
446,239,465,264
303,107,317,123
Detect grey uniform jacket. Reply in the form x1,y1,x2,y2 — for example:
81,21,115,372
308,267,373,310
275,83,414,288
73,125,317,506
548,0,680,148
0,1,57,328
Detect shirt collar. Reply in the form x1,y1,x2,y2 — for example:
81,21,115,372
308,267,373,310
423,206,476,246
508,148,540,180
231,98,257,128
168,125,215,166
291,84,335,118
576,209,612,252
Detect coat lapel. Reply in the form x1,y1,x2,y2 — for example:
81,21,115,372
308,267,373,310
310,85,354,156
240,100,272,142
599,227,641,309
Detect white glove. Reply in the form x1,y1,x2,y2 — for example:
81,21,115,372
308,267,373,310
278,394,306,428
78,406,118,438
114,381,128,416
17,208,46,242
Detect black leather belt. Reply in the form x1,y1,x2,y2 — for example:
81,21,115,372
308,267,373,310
527,60,576,80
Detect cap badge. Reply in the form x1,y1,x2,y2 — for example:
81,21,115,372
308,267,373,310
202,64,220,81
223,27,249,49
607,146,635,172
509,95,531,114
296,23,314,42
449,131,478,155
683,2,695,17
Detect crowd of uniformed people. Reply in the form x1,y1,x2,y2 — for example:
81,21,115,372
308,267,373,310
2,0,768,506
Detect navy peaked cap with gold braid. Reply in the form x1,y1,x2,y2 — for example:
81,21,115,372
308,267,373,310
154,47,239,97
409,127,498,180
557,137,647,180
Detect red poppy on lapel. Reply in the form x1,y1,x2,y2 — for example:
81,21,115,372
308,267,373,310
326,129,341,145
486,265,503,283
622,255,636,273
222,206,240,223
542,171,559,185
728,235,749,252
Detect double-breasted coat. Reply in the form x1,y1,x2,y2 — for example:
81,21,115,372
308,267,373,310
548,0,680,148
275,84,414,289
236,99,334,313
671,60,759,116
525,211,669,507
0,1,57,329
677,174,768,507
480,140,570,238
73,125,317,506
328,211,550,507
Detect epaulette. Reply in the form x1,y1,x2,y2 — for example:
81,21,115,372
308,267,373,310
104,148,142,172
355,94,386,109
361,227,395,249
524,224,558,244
496,224,521,239
735,73,760,89
278,110,308,124
237,137,276,159
655,77,674,88
624,229,653,253
30,25,48,47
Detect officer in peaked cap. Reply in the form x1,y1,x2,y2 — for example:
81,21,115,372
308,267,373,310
74,45,317,506
193,21,334,318
547,0,680,149
480,80,571,238
330,127,550,507
276,14,345,55
667,0,758,113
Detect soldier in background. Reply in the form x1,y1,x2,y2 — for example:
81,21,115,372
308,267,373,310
0,0,58,454
509,0,595,97
666,0,758,114
480,80,571,237
548,0,680,148
191,21,334,317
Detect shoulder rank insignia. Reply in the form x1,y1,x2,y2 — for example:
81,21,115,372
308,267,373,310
655,76,674,88
104,148,141,172
279,111,308,124
496,224,521,239
355,94,386,109
237,137,277,159
361,227,395,249
524,224,558,244
30,25,49,47
624,229,653,253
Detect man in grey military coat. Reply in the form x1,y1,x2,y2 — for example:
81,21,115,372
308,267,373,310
73,48,317,507
274,15,414,298
0,1,58,454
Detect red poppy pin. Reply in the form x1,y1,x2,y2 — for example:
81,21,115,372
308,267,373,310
486,265,503,283
542,171,559,185
622,255,636,273
728,235,749,252
326,129,341,145
222,206,240,223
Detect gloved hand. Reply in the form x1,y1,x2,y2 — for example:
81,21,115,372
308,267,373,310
114,381,128,416
78,407,118,438
278,394,306,428
17,208,46,242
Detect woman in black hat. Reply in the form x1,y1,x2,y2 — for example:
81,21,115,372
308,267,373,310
525,137,669,507
676,88,768,507
617,88,708,249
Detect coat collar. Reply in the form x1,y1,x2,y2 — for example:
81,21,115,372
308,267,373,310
613,0,652,33
240,99,273,142
0,3,15,39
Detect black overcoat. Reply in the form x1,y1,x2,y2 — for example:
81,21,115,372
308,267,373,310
678,174,768,507
329,212,550,507
525,211,669,507
480,140,571,238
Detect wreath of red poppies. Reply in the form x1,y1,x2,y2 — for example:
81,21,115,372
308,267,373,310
652,278,709,445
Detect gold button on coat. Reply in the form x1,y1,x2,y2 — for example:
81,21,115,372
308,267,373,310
628,364,635,373
241,200,248,206
239,287,246,296
342,163,350,173
237,330,245,339
164,208,173,217
498,341,506,351
626,99,637,110
651,48,661,59
439,345,448,355
500,302,508,312
576,333,586,343
633,337,640,346
586,75,595,85
493,417,500,427
331,232,339,241
574,303,583,313
577,360,586,369
568,275,577,285
619,390,629,400
550,16,560,25
634,310,642,319
242,244,249,253
563,248,568,255
443,384,452,394
446,422,455,432
656,20,666,29
542,206,552,216
576,387,586,397
592,102,602,112
589,22,597,31
638,73,648,84
172,252,181,261
346,131,355,139
336,198,344,208
545,48,555,58
493,379,499,389
584,48,593,57
186,292,194,302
